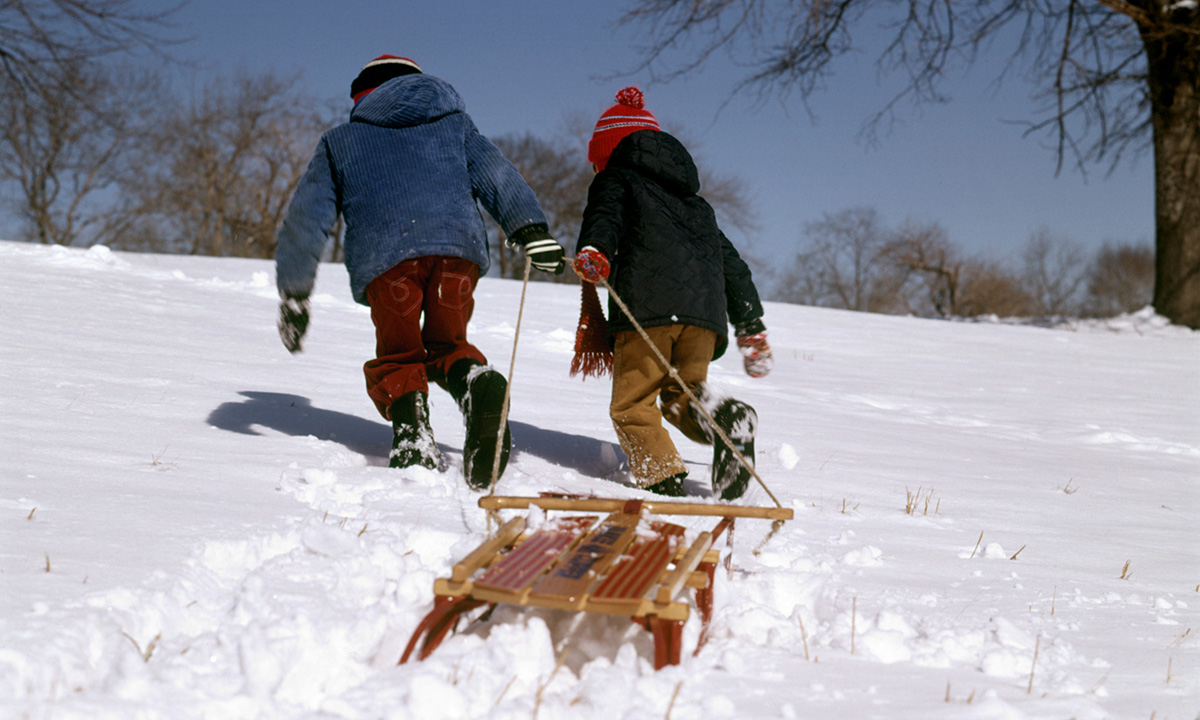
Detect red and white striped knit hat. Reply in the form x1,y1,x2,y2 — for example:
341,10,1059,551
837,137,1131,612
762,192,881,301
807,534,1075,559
587,87,660,171
351,55,422,103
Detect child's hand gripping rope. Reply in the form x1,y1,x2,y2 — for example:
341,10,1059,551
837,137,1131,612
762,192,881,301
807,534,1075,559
572,246,610,283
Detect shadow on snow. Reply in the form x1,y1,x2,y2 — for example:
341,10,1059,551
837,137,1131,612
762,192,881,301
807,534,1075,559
206,390,627,479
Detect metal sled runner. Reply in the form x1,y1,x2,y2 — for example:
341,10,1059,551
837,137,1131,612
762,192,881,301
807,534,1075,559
399,495,793,669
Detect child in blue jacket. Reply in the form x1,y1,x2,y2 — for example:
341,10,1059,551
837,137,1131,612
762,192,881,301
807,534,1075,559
275,55,564,487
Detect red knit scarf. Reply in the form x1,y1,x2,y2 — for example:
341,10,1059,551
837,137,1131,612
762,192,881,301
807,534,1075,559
570,281,612,379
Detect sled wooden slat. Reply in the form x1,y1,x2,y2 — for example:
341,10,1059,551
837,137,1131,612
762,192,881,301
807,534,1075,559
656,531,714,605
471,516,596,602
527,512,640,607
402,495,784,670
586,521,685,615
451,516,525,583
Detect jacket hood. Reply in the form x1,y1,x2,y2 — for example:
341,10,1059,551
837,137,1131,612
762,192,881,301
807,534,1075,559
607,130,700,196
350,74,464,128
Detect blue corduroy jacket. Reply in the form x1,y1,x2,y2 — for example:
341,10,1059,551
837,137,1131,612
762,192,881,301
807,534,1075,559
275,74,547,304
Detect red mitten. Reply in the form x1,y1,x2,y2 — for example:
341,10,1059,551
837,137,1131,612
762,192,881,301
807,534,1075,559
573,247,610,283
737,332,773,378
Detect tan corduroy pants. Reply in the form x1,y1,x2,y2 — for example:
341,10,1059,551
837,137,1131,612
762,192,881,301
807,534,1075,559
610,325,717,487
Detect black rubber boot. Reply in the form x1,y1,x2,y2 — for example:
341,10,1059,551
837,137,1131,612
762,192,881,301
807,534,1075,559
646,472,688,497
444,358,481,405
711,398,757,500
447,359,511,489
388,391,440,470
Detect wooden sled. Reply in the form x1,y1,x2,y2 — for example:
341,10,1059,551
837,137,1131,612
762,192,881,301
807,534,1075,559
399,495,793,669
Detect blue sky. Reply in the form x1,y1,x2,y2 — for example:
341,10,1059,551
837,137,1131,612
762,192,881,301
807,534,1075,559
161,0,1153,269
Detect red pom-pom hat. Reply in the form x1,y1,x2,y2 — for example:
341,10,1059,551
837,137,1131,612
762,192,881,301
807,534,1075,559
587,87,661,171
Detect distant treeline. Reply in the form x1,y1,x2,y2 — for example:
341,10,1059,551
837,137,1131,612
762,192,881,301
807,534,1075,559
1,44,1149,320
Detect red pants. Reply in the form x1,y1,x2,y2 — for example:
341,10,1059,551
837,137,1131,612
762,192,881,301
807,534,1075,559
363,257,487,420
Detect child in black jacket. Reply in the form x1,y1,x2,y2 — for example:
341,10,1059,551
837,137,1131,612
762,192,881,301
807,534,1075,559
573,87,773,500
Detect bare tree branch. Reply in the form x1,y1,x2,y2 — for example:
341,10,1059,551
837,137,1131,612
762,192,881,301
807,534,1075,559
621,0,1200,327
0,0,183,92
116,72,336,258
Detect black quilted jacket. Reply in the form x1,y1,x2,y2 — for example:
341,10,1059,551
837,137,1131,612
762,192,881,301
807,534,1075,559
576,130,764,359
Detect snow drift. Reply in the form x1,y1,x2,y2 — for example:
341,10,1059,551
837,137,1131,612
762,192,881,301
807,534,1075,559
1,241,1197,719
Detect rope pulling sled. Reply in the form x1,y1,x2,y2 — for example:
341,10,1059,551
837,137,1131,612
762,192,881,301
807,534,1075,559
399,256,794,668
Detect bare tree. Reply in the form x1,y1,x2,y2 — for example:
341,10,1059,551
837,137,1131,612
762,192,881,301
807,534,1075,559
776,207,1040,318
882,221,965,317
0,61,160,245
0,0,180,92
1083,241,1155,316
1021,228,1089,316
0,0,181,245
957,260,1037,318
118,72,335,258
620,0,1200,328
776,207,904,312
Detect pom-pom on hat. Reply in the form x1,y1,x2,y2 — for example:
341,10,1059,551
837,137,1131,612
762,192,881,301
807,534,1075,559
351,55,422,103
588,87,660,171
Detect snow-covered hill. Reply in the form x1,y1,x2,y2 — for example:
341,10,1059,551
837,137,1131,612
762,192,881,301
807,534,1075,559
2,241,1197,719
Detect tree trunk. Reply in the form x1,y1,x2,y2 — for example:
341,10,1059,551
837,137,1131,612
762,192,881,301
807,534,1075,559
1143,19,1200,328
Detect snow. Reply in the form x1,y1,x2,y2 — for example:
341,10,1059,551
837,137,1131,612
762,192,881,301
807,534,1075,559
2,240,1198,719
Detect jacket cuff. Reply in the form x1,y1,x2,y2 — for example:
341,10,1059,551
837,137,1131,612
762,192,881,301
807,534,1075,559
734,317,766,337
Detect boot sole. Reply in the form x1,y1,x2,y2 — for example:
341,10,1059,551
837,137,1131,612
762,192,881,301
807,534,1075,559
712,400,757,500
462,371,511,489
